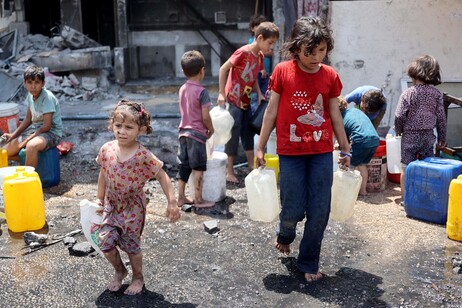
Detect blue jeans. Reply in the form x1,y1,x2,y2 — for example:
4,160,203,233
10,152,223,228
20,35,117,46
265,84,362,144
277,153,333,274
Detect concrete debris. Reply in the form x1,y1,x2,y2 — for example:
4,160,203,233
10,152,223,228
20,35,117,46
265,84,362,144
22,229,82,256
23,231,48,245
60,26,101,49
0,29,120,104
63,236,77,246
68,241,95,257
203,219,219,234
82,77,98,90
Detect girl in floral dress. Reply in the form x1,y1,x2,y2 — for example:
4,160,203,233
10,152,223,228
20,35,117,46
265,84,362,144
96,100,180,295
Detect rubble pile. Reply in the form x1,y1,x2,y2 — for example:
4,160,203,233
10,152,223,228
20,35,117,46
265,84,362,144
0,27,120,104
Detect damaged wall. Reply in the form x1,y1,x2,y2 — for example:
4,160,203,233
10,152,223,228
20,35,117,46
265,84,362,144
121,0,255,79
329,0,462,131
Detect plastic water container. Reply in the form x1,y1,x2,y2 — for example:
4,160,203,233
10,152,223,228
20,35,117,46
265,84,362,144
0,103,20,134
0,148,7,168
245,167,280,222
386,135,402,183
267,129,277,155
79,199,103,254
205,136,214,160
404,157,462,224
19,147,60,188
3,167,45,232
366,140,387,191
330,169,362,221
447,175,462,241
333,150,340,172
188,151,227,202
0,166,35,210
209,104,234,145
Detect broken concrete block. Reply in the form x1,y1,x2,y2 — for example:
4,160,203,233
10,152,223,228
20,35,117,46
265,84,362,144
31,46,112,73
60,26,101,49
23,232,48,245
68,73,80,86
68,242,94,257
81,77,98,90
203,220,219,234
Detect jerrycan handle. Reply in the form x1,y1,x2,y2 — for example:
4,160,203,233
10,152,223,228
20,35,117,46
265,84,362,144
13,166,27,177
337,168,359,178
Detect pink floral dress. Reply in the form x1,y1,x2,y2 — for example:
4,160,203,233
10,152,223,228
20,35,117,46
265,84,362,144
96,141,163,254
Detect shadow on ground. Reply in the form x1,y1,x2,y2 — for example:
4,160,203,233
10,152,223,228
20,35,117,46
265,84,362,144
263,257,387,307
96,285,196,308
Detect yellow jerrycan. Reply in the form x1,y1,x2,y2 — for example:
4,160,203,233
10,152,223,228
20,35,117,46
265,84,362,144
4,166,45,233
0,148,7,167
447,175,462,242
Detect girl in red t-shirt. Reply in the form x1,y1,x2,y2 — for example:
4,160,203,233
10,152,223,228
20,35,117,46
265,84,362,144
256,16,351,283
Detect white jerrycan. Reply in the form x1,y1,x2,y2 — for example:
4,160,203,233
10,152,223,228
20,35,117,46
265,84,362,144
79,199,103,254
209,104,234,145
386,135,402,174
330,169,362,221
245,167,280,222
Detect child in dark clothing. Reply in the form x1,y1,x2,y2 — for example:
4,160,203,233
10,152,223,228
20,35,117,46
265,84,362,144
394,54,447,200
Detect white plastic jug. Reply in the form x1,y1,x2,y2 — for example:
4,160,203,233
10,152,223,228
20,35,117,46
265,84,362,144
386,135,402,174
245,167,280,222
332,150,340,172
210,104,234,145
330,169,362,221
79,199,103,255
188,151,228,202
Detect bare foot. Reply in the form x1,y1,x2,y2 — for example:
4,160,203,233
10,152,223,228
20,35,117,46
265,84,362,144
275,242,291,255
304,272,323,283
194,200,215,208
177,197,194,207
124,277,144,295
107,269,128,292
226,174,239,184
359,190,368,196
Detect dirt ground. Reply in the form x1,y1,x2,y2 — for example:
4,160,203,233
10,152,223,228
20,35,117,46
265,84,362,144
1,115,462,307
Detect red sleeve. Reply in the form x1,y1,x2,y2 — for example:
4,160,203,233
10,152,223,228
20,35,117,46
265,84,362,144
229,47,245,66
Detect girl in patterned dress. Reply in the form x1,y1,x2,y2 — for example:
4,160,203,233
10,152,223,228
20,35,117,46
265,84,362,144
394,55,447,201
95,100,180,295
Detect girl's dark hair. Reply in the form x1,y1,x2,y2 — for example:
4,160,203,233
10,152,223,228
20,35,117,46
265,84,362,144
362,89,387,113
407,55,442,85
181,50,205,78
281,16,334,61
24,65,45,81
108,99,153,134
